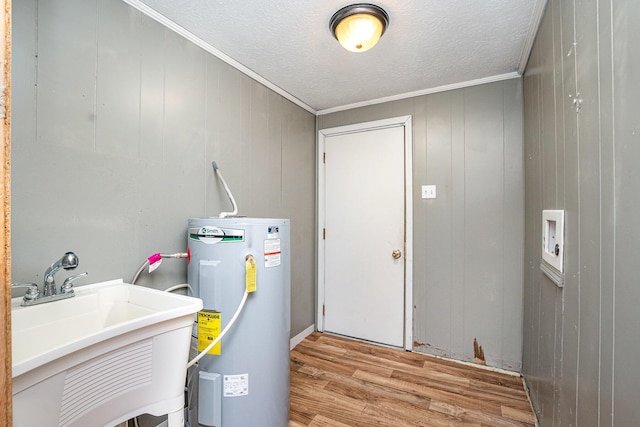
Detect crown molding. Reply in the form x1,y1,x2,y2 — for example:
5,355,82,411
317,72,521,115
121,0,317,115
518,0,548,74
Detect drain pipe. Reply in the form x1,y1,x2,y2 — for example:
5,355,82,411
212,161,238,218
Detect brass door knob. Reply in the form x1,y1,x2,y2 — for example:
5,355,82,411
392,249,402,259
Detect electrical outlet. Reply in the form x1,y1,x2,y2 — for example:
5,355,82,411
421,185,436,199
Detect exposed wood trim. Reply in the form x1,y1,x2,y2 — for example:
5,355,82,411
1,0,11,424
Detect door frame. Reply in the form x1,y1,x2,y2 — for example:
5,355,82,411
316,116,413,350
2,0,11,423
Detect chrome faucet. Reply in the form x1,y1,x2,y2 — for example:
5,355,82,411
61,272,88,294
44,252,79,296
13,252,88,306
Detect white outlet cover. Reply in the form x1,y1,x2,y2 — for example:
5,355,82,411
421,185,436,199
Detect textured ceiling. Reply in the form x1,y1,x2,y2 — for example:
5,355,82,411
130,0,542,112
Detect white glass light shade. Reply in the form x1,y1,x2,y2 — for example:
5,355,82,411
334,13,384,52
330,4,389,53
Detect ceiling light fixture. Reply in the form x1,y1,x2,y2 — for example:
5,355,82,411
330,3,389,53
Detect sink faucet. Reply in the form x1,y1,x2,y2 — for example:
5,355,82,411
13,252,87,306
43,252,79,296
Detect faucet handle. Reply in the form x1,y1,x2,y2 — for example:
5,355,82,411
61,272,88,294
12,283,40,301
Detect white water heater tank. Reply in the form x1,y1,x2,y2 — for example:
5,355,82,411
187,217,290,427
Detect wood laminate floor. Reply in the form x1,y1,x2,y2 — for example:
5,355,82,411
290,333,536,427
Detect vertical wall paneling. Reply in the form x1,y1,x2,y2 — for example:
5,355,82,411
551,0,566,210
423,92,452,357
612,0,640,423
523,0,640,425
209,62,242,216
162,30,206,172
550,1,566,423
559,0,580,425
143,26,207,288
540,3,560,420
411,97,428,349
522,33,543,416
247,79,267,213
238,74,252,210
95,0,140,160
449,89,466,361
319,79,524,370
138,13,165,165
204,54,221,214
463,84,506,367
266,89,284,216
281,99,315,336
11,0,316,338
36,0,97,150
11,0,36,149
501,78,524,375
574,0,601,424
595,0,614,425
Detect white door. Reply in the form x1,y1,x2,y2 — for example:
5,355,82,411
321,124,407,347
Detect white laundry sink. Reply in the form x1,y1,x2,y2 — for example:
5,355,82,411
12,279,202,427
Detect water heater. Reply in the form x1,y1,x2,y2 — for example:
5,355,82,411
187,217,290,427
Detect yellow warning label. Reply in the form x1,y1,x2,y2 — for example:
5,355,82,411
198,310,221,355
245,255,257,293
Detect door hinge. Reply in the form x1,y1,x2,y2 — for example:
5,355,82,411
323,304,325,316
323,152,326,163
323,228,326,239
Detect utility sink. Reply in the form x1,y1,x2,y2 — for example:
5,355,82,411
12,279,203,427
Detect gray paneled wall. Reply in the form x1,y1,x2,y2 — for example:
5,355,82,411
319,79,524,370
12,0,316,338
523,0,640,425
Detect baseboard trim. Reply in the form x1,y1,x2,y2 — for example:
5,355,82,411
290,324,315,350
521,375,541,426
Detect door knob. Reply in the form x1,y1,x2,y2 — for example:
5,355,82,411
392,249,402,259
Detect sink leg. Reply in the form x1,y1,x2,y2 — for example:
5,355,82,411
167,409,184,427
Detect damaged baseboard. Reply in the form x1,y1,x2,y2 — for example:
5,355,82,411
473,338,486,365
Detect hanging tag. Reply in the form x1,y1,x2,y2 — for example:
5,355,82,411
245,255,257,293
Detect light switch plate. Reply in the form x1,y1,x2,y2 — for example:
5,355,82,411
421,185,436,199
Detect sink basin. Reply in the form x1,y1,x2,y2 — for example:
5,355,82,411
12,279,203,427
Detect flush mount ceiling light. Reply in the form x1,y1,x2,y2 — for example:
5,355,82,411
330,3,389,53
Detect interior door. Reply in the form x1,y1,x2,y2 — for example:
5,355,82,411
322,125,406,347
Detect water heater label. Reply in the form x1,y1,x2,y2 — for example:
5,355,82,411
264,239,281,268
267,226,279,238
223,374,249,397
188,227,244,244
197,310,221,355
